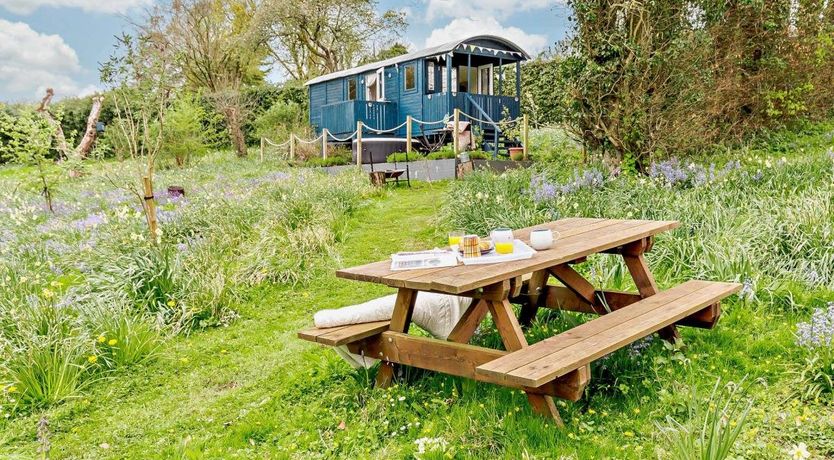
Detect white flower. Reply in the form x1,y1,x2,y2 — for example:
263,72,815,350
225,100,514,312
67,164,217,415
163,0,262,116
788,442,811,460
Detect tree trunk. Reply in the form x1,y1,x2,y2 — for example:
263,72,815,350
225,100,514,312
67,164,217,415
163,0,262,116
36,88,71,160
76,95,105,159
224,107,247,157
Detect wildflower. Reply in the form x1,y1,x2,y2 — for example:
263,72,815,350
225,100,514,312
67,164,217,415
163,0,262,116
7,386,17,393
587,408,596,415
167,300,176,308
788,443,811,460
88,355,98,364
624,431,634,437
108,339,117,346
633,408,640,415
41,288,54,299
97,335,106,343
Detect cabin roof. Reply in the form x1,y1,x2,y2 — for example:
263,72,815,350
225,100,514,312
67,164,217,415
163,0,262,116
305,35,530,86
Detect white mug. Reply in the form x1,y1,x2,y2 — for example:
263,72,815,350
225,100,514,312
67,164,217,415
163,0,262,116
530,228,557,250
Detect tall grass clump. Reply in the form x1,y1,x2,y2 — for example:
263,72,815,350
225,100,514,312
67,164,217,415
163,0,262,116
657,377,753,460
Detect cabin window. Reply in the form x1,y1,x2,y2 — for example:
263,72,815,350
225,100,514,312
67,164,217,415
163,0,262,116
347,79,357,100
427,62,436,92
440,66,446,93
404,64,417,91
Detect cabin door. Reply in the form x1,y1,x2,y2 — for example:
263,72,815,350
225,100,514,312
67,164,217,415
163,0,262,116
477,64,494,95
365,69,385,101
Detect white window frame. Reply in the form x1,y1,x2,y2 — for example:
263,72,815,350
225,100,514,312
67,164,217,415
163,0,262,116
427,62,436,92
376,68,385,101
477,64,494,95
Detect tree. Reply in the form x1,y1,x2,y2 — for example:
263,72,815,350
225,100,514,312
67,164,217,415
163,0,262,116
359,42,409,65
162,0,265,157
0,107,60,212
253,0,406,81
101,29,177,241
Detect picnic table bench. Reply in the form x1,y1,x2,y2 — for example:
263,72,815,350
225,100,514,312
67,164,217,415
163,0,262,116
298,218,741,425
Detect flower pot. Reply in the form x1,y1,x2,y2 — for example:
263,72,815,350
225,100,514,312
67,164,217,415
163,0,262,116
508,147,524,161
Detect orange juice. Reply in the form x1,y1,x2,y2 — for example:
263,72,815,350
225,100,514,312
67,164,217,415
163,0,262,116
448,235,462,247
495,241,514,254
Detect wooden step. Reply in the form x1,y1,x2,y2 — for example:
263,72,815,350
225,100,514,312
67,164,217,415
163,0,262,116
476,280,741,387
298,321,390,346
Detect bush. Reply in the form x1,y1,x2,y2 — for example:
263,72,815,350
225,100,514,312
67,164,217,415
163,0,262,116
162,94,219,167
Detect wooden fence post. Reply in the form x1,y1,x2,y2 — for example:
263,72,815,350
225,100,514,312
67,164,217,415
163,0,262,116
289,134,295,160
356,121,363,166
453,108,460,156
259,137,265,162
322,129,329,160
406,115,412,161
522,114,529,161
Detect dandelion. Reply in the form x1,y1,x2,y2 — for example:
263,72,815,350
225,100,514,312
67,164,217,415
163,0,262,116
624,431,634,437
7,386,17,393
87,355,98,364
108,339,117,346
167,300,176,308
97,335,106,343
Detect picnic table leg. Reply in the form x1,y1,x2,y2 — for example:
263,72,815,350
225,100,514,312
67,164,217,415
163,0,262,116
487,297,564,426
375,288,418,388
623,252,680,343
519,270,548,327
446,299,489,344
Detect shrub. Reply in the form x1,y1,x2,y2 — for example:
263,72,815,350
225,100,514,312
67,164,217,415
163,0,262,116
93,314,161,369
793,303,834,401
162,94,219,167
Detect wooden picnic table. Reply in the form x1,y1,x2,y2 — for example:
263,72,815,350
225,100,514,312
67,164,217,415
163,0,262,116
299,218,741,425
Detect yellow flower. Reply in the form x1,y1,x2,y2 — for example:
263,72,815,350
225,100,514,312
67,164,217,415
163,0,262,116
88,355,98,364
167,300,176,307
633,408,640,414
7,386,17,393
108,339,118,346
587,408,596,415
41,288,54,299
179,357,189,363
97,335,106,344
624,431,634,437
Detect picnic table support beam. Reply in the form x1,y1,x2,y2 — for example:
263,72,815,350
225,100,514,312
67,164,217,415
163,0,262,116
446,299,489,344
375,288,418,388
486,296,563,425
519,269,548,327
622,248,680,343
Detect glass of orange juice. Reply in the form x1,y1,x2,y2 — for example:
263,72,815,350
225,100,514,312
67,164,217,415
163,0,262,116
448,230,464,250
491,228,514,254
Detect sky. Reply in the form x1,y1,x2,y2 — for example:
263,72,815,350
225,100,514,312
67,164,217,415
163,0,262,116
0,0,572,103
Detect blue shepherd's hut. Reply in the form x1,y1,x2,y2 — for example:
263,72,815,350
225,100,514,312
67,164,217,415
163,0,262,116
306,35,530,155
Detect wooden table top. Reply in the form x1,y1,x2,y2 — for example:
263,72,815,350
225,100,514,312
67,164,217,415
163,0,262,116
336,217,679,294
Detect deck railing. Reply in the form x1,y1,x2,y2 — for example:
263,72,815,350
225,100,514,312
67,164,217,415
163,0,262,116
321,100,397,135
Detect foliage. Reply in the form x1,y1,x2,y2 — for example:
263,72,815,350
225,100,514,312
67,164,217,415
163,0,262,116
0,107,62,212
305,146,353,167
162,93,220,167
657,377,753,460
520,57,567,127
560,0,834,168
793,303,834,401
252,0,407,81
252,99,307,143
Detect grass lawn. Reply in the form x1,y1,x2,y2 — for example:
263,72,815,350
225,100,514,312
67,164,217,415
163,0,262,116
2,129,833,458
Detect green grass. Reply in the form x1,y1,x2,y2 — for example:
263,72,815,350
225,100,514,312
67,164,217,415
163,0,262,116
1,178,828,459
1,125,833,458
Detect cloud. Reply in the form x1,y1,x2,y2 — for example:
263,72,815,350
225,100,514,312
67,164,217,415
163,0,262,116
0,19,94,101
425,17,549,55
0,0,150,15
425,0,562,21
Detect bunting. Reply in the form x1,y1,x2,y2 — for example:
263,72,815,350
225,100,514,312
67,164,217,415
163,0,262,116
457,43,522,58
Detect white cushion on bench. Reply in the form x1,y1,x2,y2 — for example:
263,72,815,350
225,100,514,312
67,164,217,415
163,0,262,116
315,292,473,369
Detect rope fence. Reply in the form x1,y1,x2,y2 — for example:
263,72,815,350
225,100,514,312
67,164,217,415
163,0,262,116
259,108,529,163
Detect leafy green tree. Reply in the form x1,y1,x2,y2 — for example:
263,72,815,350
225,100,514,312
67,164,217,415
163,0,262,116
0,107,61,212
163,93,221,167
253,0,406,81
